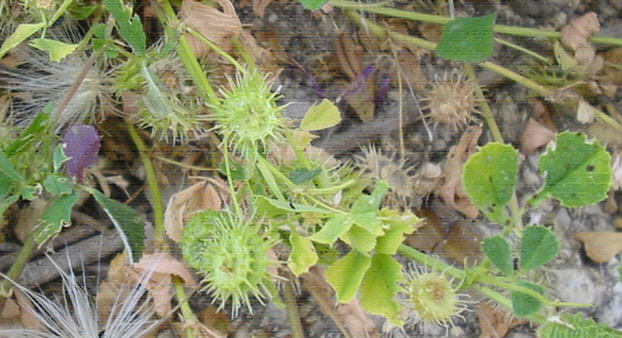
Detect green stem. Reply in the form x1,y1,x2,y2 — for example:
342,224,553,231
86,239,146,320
186,28,246,73
222,140,243,217
397,244,465,280
345,11,555,98
495,37,552,64
128,122,200,337
463,65,503,143
174,278,197,338
159,0,219,106
0,233,38,296
126,123,165,243
331,0,622,46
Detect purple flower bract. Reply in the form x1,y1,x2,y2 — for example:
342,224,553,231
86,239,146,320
64,124,101,183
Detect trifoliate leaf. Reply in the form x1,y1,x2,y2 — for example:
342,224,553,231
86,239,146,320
531,131,612,207
360,254,404,326
343,225,378,255
288,232,318,276
43,174,73,196
29,38,78,62
483,236,514,276
520,226,559,272
309,214,353,245
300,99,342,131
89,189,144,262
326,251,371,303
103,0,146,55
436,13,496,62
5,112,50,158
52,143,69,173
375,208,420,255
350,181,389,235
34,194,80,245
511,280,544,317
0,23,45,59
463,143,519,224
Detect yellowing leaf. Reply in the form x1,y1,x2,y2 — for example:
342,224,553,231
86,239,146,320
0,23,45,59
360,254,404,325
288,232,318,276
300,99,342,131
326,251,371,303
29,38,78,62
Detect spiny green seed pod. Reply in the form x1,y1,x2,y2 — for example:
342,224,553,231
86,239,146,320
211,69,287,161
403,265,468,330
182,210,277,316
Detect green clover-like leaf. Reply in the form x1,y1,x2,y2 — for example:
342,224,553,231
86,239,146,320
436,13,496,62
483,236,514,276
288,232,318,276
511,280,544,317
326,251,371,303
360,254,404,326
531,131,612,207
463,142,519,224
520,226,559,272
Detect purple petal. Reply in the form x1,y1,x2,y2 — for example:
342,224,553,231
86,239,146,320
64,124,101,183
375,73,392,106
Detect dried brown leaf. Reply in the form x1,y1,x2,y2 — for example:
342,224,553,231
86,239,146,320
337,298,378,338
478,302,525,338
134,252,198,290
164,180,222,242
573,232,622,263
180,0,243,58
97,252,131,326
14,289,41,331
100,252,198,319
561,12,600,67
438,125,482,219
520,118,556,155
561,12,600,51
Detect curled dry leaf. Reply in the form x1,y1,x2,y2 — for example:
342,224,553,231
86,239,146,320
561,12,600,66
573,232,622,263
561,12,600,51
438,125,482,219
1,289,41,332
576,99,598,124
611,152,622,190
478,301,526,338
134,252,198,289
180,0,243,58
134,252,199,317
164,180,223,242
520,118,556,155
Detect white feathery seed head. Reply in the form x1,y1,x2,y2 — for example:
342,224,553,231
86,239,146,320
0,254,160,338
0,27,114,132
